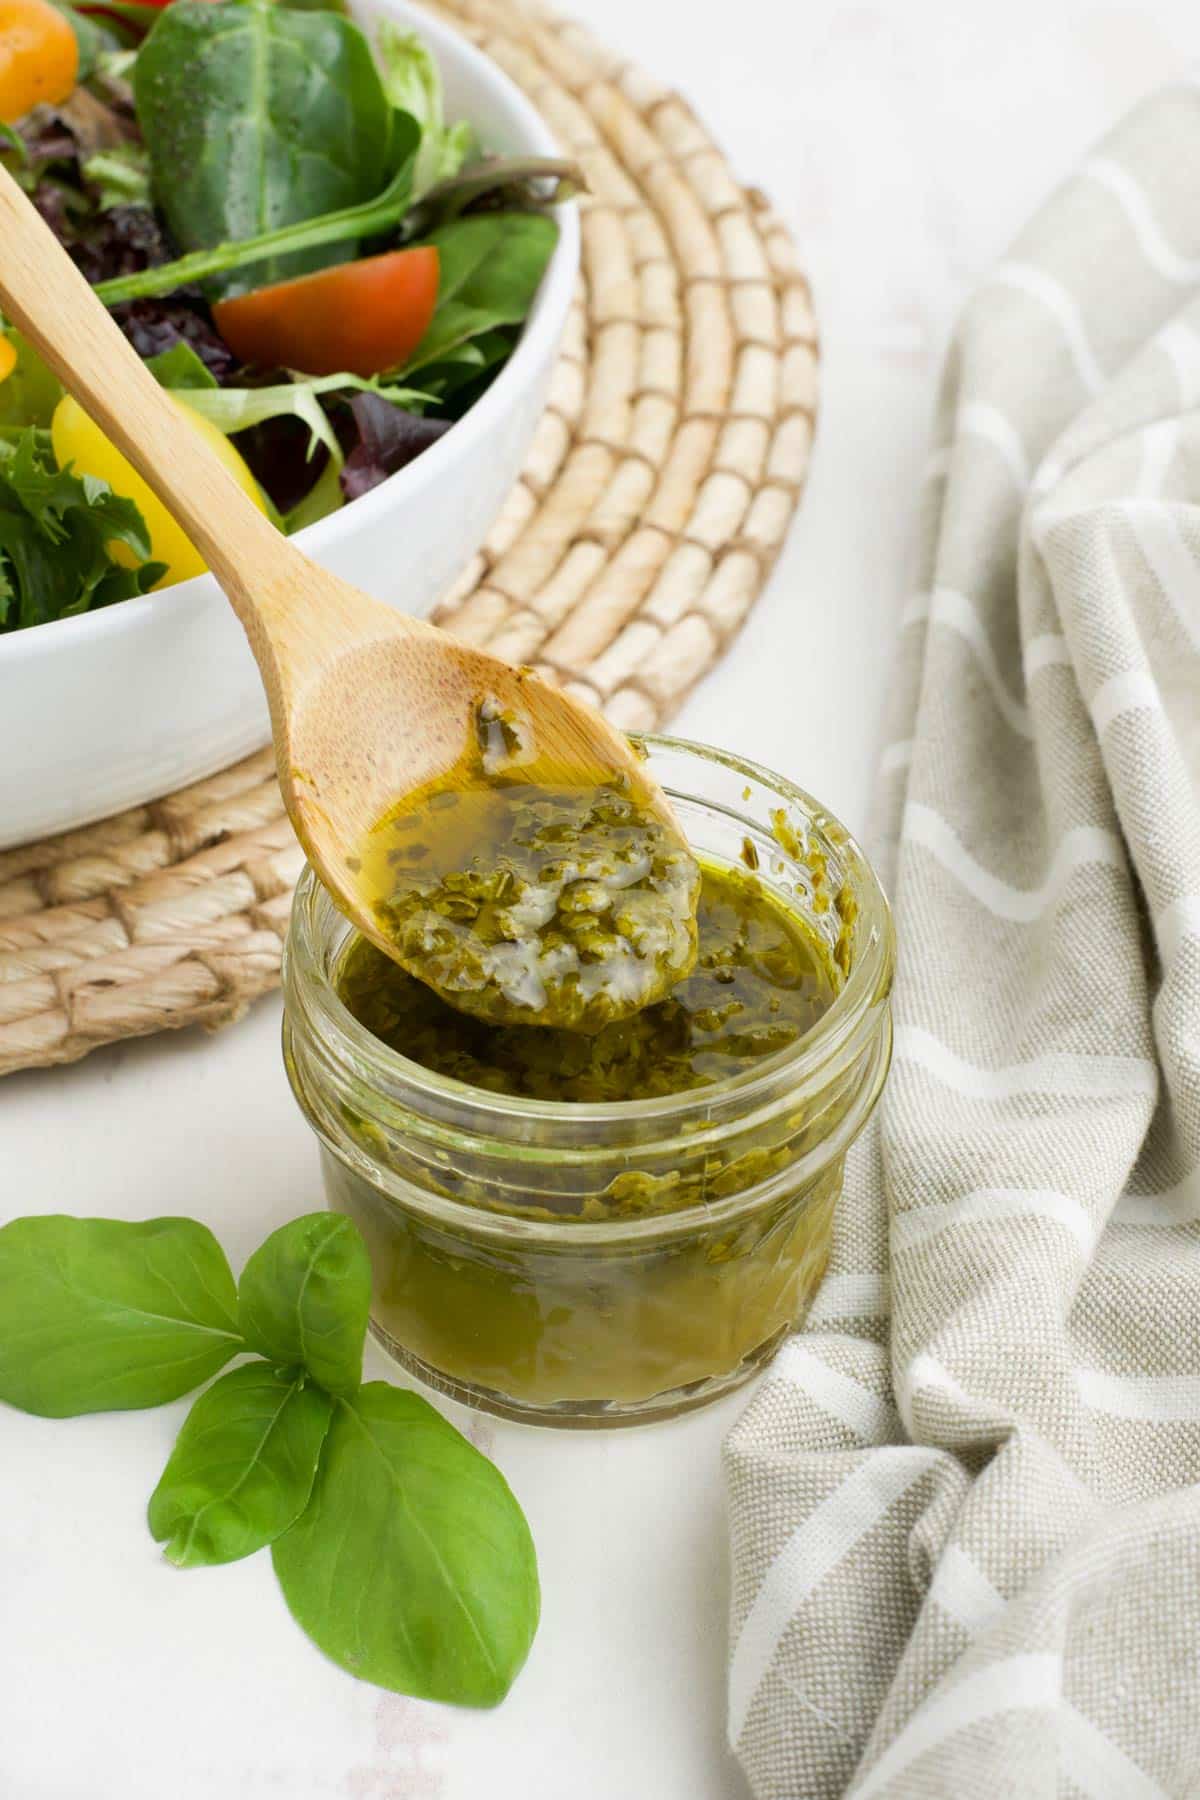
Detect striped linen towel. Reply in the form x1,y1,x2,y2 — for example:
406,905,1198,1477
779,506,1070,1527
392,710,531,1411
725,83,1200,1800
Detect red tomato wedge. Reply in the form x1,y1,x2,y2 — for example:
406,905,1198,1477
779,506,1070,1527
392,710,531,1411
212,247,440,380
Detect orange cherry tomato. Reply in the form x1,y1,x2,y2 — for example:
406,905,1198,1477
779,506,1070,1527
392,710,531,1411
213,247,440,380
0,0,77,122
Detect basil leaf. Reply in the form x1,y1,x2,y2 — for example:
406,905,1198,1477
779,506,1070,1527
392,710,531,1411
0,1216,241,1416
133,0,394,295
402,213,558,375
148,1363,333,1568
272,1384,540,1706
238,1214,371,1397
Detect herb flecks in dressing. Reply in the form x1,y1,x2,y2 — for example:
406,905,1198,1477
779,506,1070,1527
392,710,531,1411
357,715,700,1033
338,858,836,1103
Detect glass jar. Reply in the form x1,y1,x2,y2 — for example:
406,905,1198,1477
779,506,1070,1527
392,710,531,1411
282,736,893,1427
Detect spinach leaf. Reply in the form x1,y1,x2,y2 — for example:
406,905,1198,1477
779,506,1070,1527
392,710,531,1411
375,22,472,198
148,1363,333,1568
238,1214,371,1397
133,0,394,295
0,1216,241,1416
94,118,421,308
402,213,558,375
272,1384,540,1706
0,431,165,631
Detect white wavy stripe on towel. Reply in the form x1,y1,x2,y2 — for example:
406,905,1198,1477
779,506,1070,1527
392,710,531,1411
955,403,1031,489
1091,668,1162,733
927,1549,1169,1800
1156,894,1200,965
902,805,1124,921
892,1188,1097,1257
927,1545,1006,1636
902,590,1031,735
879,739,914,776
1076,1367,1200,1423
1116,1174,1200,1226
770,1343,902,1443
898,1351,978,1418
1157,317,1200,408
1023,632,1072,680
849,1655,1061,1800
990,263,1106,395
1137,417,1180,497
1124,499,1200,651
728,1451,936,1746
893,1026,1158,1102
1082,158,1200,283
1059,1706,1170,1800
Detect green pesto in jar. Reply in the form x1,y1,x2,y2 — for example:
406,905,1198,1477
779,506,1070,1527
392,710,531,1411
357,728,701,1034
337,857,838,1106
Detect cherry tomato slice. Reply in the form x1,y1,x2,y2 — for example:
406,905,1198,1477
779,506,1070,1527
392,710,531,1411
212,247,440,380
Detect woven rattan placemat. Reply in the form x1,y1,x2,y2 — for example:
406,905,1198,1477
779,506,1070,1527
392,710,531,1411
0,0,817,1077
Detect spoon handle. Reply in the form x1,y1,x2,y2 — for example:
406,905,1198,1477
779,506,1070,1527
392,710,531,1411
0,162,295,643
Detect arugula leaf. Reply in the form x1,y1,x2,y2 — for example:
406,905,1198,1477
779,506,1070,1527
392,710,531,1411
0,431,165,631
402,213,558,375
238,1214,371,1397
170,376,429,529
133,0,395,295
375,22,473,198
0,1216,242,1416
148,1363,333,1568
273,1384,540,1706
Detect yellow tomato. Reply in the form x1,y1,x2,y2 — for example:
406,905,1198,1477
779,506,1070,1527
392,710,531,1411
51,392,269,589
0,334,16,383
0,0,77,122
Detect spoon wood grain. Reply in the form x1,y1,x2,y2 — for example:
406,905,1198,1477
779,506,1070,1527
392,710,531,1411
0,164,681,958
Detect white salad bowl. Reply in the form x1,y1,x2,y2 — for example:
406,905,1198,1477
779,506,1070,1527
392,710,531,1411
0,0,578,850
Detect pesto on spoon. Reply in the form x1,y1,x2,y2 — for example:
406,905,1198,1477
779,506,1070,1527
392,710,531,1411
357,700,700,1032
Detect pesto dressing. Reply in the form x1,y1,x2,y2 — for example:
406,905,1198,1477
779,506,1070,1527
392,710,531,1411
338,858,837,1103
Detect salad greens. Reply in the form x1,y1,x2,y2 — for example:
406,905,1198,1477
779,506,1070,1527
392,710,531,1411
0,431,167,629
133,0,398,295
0,1209,539,1706
0,0,577,634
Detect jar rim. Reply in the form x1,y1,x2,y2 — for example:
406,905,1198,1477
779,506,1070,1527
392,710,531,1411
285,734,895,1132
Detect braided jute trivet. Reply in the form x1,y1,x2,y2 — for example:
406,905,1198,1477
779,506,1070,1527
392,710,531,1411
0,0,817,1077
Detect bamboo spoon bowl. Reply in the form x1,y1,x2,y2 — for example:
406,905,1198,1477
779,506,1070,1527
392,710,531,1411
0,163,681,965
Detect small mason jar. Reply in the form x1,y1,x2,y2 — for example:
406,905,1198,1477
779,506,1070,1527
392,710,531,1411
283,737,893,1428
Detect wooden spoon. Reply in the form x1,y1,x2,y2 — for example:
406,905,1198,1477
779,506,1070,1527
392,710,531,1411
0,166,683,963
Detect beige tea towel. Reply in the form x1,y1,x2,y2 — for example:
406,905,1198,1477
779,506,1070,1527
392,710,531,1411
726,81,1200,1799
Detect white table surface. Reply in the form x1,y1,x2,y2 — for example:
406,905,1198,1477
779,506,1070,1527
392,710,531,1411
1,5,1189,1796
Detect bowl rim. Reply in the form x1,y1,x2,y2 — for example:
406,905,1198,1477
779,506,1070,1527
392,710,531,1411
0,0,580,669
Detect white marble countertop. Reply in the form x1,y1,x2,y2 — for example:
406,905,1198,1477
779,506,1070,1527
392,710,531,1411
0,4,1189,1795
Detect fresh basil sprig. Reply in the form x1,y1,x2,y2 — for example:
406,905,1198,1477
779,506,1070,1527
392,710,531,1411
0,1210,539,1708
